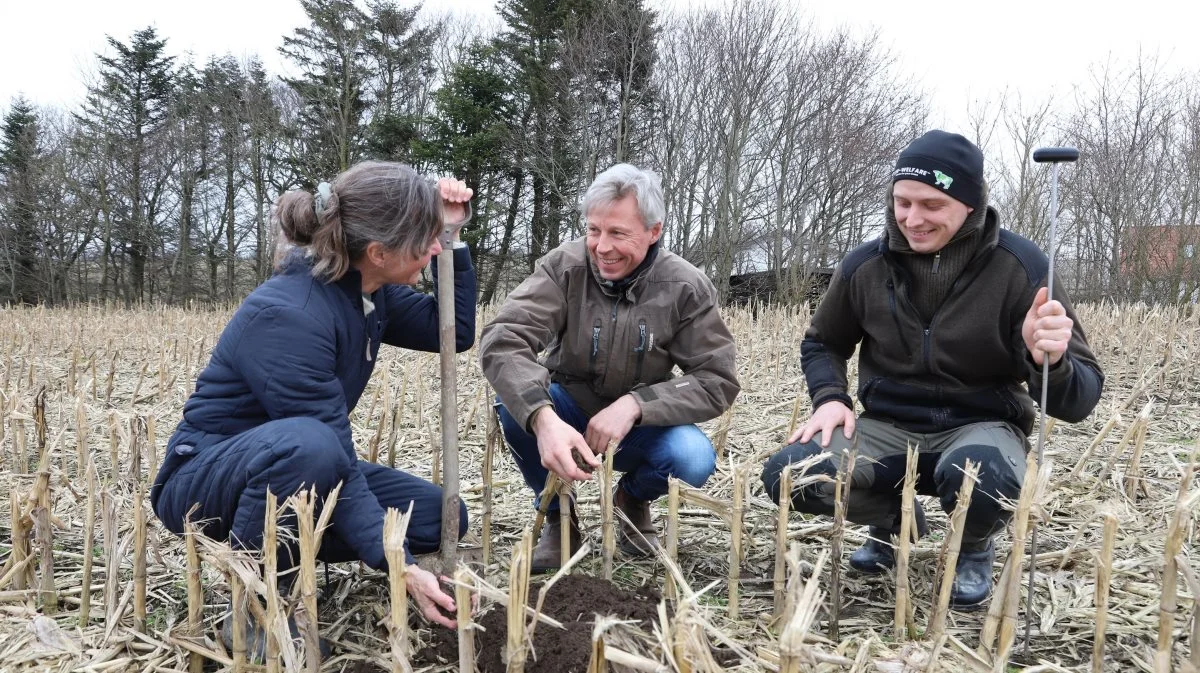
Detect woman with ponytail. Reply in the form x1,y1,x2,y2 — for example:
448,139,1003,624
151,162,476,653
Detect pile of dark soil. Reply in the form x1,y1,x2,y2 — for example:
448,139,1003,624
415,574,661,673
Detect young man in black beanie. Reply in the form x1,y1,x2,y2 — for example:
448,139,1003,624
760,130,1104,608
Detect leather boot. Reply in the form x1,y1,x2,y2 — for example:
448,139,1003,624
614,487,660,556
848,499,928,574
531,508,582,573
950,537,995,609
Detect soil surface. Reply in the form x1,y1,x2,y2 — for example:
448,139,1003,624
415,574,661,673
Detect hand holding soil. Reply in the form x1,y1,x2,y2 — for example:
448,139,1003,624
405,565,458,629
531,406,599,481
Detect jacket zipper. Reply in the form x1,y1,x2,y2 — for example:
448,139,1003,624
633,319,647,383
590,320,601,376
364,302,373,362
599,297,621,388
932,252,941,274
886,279,915,357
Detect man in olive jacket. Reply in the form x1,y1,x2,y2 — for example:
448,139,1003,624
761,130,1104,608
481,163,740,571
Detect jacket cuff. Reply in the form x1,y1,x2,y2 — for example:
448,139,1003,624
429,245,474,276
361,542,388,571
1026,352,1073,389
513,389,554,433
451,244,473,271
628,388,658,425
812,389,853,411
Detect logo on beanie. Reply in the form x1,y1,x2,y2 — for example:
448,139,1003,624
894,166,930,180
934,170,954,190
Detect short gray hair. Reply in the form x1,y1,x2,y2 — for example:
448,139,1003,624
581,163,665,230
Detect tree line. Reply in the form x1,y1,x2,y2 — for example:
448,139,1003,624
1,0,1197,307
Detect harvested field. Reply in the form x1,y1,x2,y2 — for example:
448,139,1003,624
0,302,1197,672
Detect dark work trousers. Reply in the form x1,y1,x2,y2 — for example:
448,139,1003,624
761,417,1026,543
153,417,467,586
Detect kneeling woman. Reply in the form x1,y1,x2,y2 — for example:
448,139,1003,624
151,162,475,629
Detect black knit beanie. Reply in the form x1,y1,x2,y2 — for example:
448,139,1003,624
892,130,985,210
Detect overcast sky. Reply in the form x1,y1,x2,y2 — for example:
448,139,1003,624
2,0,1197,131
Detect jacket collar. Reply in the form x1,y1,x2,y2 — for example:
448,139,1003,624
588,241,660,300
878,201,1001,269
281,248,372,310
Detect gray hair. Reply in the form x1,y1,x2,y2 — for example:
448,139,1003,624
581,163,665,230
274,161,441,281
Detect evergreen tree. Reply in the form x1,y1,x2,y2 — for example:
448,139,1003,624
77,26,176,302
0,97,43,304
417,41,520,299
494,0,590,264
279,0,371,182
203,55,249,300
363,0,440,163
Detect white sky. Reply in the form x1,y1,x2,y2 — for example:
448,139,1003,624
2,0,1198,131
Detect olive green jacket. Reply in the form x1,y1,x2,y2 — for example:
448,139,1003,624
481,239,740,431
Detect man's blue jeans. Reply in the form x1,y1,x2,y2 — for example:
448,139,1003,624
497,383,717,511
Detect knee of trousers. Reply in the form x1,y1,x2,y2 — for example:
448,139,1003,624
935,443,1023,523
663,426,717,488
457,500,469,540
408,499,470,553
260,417,350,493
761,440,839,510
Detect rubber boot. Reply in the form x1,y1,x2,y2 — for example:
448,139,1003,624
950,537,995,609
848,499,928,574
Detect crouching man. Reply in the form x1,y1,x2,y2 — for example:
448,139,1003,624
761,131,1103,608
481,163,740,571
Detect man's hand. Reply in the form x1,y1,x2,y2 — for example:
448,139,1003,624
789,400,855,448
405,565,457,629
585,394,641,456
436,177,473,233
1022,286,1073,367
532,406,600,482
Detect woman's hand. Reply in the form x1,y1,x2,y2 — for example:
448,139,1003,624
437,178,473,235
405,565,458,629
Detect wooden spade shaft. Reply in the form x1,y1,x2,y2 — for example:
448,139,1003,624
438,243,460,573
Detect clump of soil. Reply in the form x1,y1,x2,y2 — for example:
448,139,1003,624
416,574,661,673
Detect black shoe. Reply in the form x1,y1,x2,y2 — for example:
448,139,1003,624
220,610,331,662
847,500,928,574
950,538,996,609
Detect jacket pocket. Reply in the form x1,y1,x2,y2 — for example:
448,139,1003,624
859,376,883,408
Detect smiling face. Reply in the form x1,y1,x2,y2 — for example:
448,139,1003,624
585,194,662,281
891,179,974,254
